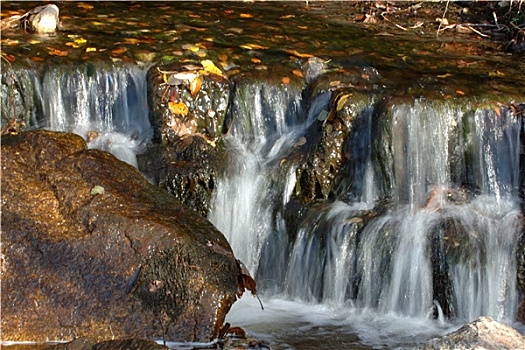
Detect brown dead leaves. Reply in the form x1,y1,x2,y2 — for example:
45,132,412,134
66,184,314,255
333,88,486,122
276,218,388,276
236,259,264,310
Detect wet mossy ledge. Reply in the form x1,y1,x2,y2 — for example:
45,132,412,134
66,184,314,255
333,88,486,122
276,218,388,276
0,130,249,343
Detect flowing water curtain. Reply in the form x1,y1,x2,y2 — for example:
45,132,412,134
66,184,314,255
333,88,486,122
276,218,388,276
34,64,152,166
282,100,522,322
208,81,307,276
471,108,521,198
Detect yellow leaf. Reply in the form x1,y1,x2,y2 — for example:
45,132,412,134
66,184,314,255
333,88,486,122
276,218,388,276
284,49,313,58
280,15,295,19
78,4,94,10
437,73,453,78
200,60,226,77
240,13,253,18
85,47,97,53
168,102,190,116
336,94,352,112
74,38,87,45
239,43,269,50
124,38,140,45
29,39,40,45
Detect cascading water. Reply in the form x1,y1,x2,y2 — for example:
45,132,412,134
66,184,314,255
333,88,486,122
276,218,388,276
33,64,152,167
218,92,523,348
208,82,325,277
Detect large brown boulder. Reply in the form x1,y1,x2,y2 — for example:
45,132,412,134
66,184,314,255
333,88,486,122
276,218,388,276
1,130,243,343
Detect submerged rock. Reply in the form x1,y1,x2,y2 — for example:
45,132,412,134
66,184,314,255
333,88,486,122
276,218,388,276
1,130,244,343
416,316,525,350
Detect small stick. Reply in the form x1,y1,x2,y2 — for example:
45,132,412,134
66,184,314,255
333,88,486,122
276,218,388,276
467,25,491,38
437,0,450,37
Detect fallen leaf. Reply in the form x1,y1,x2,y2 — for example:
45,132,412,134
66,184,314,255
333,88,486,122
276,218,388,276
239,43,269,50
494,107,501,117
292,69,303,78
240,13,253,18
124,38,140,45
168,101,190,116
336,93,353,111
488,71,505,77
48,48,69,56
280,14,295,19
298,25,308,29
85,47,97,53
251,57,261,63
1,39,19,46
284,49,313,58
456,90,465,95
437,73,453,78
2,53,16,62
111,47,127,55
281,76,290,84
200,59,226,77
74,38,87,45
78,4,94,10
218,53,228,62
190,77,202,98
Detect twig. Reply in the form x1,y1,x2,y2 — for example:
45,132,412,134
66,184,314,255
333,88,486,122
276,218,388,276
437,0,450,37
380,12,407,31
467,25,491,38
493,11,501,30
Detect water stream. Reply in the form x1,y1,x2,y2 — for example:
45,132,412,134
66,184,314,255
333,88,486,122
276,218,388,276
32,64,152,167
210,87,523,348
23,62,523,349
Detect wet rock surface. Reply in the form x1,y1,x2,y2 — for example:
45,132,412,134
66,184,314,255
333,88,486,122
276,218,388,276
416,316,525,350
1,130,241,343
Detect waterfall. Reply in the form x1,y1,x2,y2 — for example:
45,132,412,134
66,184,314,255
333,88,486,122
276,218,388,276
218,93,522,336
33,64,152,167
208,82,324,277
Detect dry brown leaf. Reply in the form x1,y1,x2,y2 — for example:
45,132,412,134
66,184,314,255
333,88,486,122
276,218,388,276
292,69,303,78
190,77,202,98
48,48,69,57
111,47,127,55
